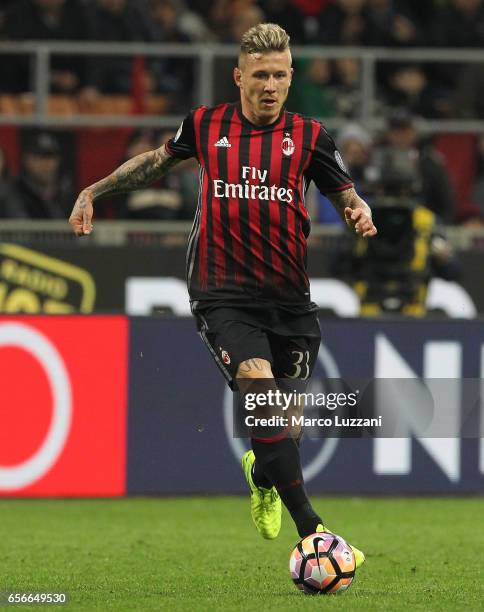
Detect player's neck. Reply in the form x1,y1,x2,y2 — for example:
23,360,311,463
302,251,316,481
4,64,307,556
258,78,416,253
239,100,282,127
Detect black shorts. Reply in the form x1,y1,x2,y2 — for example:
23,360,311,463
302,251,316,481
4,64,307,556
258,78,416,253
194,306,321,386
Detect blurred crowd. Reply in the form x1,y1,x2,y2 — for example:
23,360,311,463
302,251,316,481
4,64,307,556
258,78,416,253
2,0,484,49
0,0,483,117
0,0,484,224
0,129,200,221
2,113,484,224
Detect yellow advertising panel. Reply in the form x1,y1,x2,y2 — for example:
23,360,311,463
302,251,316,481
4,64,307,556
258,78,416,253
0,244,95,313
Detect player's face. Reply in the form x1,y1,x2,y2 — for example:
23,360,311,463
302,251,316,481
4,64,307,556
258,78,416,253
234,50,293,126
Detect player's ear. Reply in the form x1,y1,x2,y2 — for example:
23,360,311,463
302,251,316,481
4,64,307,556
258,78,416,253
234,67,242,88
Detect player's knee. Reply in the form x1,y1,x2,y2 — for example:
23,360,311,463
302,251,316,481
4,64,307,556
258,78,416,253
236,358,273,379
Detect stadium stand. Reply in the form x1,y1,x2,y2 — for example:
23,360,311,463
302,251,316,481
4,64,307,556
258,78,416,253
0,0,483,223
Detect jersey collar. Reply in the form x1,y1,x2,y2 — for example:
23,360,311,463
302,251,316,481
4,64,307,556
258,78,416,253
235,102,286,131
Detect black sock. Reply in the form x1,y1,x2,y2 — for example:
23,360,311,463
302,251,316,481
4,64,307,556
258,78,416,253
252,462,272,489
290,502,322,538
251,437,322,537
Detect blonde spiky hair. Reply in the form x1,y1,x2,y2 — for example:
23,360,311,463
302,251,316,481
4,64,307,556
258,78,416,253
240,23,291,56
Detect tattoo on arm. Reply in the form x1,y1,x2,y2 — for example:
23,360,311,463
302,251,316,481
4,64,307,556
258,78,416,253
87,144,182,200
327,187,372,219
238,358,265,373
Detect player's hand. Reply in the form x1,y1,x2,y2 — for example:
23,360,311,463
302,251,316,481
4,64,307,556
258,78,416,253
69,189,94,236
344,207,377,238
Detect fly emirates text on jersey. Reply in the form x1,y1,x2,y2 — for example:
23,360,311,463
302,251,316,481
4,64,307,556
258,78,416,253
213,165,294,204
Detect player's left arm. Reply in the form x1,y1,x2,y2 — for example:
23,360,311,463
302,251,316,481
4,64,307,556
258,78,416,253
68,144,182,236
328,187,377,238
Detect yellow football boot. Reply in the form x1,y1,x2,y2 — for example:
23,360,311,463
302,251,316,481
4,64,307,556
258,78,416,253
241,450,281,540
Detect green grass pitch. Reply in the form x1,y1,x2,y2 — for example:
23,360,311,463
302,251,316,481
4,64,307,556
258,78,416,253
1,497,483,611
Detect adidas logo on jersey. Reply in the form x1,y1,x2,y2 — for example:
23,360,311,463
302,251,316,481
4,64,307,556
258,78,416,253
214,136,231,148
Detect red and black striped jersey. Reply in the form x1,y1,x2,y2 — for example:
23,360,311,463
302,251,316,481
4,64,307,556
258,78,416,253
166,102,353,312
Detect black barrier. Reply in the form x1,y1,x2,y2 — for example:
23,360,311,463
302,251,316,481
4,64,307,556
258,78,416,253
126,317,484,494
1,315,483,496
0,242,483,315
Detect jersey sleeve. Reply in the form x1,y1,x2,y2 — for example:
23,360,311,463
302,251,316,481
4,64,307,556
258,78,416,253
305,125,353,195
165,111,197,160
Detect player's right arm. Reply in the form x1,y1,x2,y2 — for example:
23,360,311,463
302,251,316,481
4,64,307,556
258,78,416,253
69,144,181,236
306,121,376,238
328,187,377,238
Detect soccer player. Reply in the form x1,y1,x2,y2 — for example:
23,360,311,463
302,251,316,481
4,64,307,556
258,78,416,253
69,23,376,567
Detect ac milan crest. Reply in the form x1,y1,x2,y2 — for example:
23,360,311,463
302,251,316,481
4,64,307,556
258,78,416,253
282,133,295,157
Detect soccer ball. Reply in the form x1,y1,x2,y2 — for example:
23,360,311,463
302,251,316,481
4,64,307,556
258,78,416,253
289,531,355,594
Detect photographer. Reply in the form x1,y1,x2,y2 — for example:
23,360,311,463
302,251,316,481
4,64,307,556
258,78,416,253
378,110,456,223
336,139,459,316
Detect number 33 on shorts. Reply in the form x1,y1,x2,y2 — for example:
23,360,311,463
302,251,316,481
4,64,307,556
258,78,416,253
285,350,310,379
